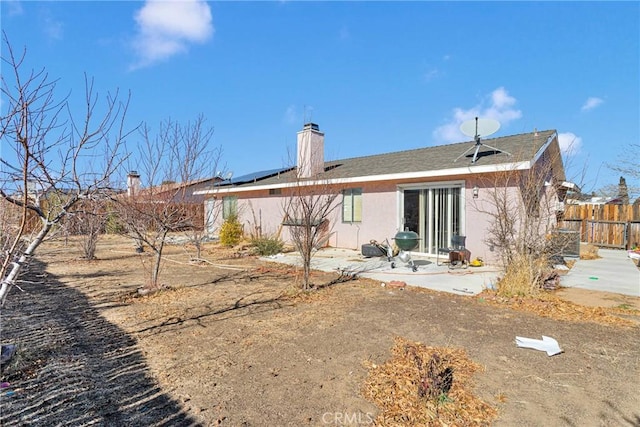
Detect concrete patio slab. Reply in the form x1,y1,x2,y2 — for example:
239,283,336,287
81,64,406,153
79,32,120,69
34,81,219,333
560,248,640,297
264,247,640,298
262,248,502,296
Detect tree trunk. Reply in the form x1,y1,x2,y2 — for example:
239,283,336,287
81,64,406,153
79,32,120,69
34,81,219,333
301,233,312,290
150,235,166,289
0,220,53,305
302,253,311,291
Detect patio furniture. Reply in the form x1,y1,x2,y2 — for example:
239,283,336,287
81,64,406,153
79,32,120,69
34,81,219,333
448,248,471,269
436,235,467,267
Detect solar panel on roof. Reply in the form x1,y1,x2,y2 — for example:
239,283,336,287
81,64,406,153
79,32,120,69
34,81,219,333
217,167,292,186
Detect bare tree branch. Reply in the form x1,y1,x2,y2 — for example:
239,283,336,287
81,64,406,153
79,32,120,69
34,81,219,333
0,34,132,304
112,116,220,289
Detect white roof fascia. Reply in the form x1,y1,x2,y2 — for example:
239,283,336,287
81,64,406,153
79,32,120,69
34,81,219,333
560,181,581,192
531,132,558,164
194,160,533,195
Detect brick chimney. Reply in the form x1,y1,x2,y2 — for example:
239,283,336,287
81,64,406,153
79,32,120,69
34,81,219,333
127,170,141,197
296,123,324,178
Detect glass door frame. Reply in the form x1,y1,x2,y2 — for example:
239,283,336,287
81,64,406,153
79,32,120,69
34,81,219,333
397,180,466,255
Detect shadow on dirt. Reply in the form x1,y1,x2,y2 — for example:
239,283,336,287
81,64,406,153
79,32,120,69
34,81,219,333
132,290,286,336
601,400,640,427
0,259,202,427
128,267,353,337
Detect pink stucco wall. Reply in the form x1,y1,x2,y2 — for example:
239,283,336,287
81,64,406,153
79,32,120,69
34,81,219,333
465,168,562,264
334,181,399,249
207,170,561,266
464,176,520,264
209,182,401,250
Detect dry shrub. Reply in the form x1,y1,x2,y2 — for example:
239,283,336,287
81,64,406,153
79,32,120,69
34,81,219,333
579,243,600,260
496,253,549,297
477,292,638,328
363,337,497,426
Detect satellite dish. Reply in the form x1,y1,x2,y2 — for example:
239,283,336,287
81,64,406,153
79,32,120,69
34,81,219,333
225,171,233,180
455,117,510,164
460,118,500,139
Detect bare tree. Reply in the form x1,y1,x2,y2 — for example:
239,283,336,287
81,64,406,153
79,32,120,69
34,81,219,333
282,182,340,290
0,36,131,304
63,197,109,260
278,123,342,290
610,143,640,180
113,115,220,290
609,143,640,201
472,140,568,296
181,150,225,261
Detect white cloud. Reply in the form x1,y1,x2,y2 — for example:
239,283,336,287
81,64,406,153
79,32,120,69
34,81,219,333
131,0,214,69
283,105,298,125
5,0,23,16
423,55,451,83
283,105,314,126
557,132,582,157
43,15,63,41
581,97,603,112
432,87,522,144
423,68,439,82
37,7,63,41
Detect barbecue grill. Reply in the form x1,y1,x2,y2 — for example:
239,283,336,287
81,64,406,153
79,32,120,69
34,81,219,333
394,230,420,251
391,230,420,271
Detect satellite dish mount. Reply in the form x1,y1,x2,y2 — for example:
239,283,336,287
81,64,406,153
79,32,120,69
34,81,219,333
455,117,510,163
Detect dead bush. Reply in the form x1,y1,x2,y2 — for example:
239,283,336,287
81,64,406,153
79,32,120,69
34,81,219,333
496,253,550,297
580,243,600,260
363,337,497,426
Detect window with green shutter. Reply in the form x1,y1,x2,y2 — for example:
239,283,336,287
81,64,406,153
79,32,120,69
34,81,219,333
222,196,237,219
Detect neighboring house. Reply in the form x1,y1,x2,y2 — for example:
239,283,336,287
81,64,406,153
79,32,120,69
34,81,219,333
124,171,224,232
565,176,632,206
195,123,568,263
126,171,223,204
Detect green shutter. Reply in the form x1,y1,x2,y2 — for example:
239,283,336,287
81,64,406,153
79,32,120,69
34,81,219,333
342,189,362,223
353,189,362,222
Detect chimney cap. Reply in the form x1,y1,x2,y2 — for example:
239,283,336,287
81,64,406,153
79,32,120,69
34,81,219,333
302,122,320,131
128,170,140,177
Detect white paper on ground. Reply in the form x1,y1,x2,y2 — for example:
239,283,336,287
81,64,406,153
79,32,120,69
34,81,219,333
515,335,562,356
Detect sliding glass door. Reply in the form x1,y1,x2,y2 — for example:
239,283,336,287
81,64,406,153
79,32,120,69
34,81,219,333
401,184,463,254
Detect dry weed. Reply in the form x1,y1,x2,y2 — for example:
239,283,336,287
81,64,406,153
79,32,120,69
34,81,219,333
495,254,548,297
363,337,497,426
579,244,600,260
478,291,638,328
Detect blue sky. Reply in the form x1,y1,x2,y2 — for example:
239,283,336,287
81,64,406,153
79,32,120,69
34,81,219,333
1,1,638,193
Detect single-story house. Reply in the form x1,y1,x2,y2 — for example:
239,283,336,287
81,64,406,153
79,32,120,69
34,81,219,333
195,122,568,263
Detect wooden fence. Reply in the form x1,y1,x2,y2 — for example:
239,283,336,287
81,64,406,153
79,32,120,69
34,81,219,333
560,204,640,249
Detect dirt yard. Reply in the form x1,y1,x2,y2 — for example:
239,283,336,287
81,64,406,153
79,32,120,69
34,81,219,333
1,235,639,426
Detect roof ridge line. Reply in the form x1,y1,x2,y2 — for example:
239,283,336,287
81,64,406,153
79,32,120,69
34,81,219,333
326,129,556,164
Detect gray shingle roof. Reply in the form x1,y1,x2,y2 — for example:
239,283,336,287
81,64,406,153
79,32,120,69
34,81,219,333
218,129,557,189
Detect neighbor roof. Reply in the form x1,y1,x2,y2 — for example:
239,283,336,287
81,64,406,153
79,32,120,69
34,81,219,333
197,129,558,193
